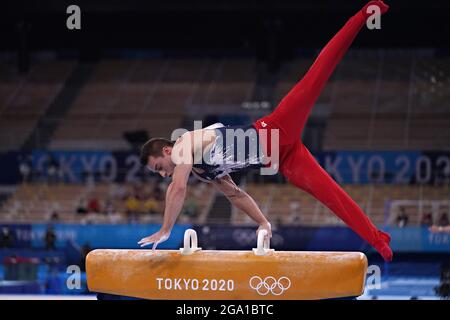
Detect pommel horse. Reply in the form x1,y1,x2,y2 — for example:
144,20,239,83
86,229,368,299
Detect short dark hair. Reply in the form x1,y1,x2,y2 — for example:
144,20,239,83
140,138,175,166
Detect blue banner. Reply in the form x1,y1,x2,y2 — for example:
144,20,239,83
318,151,421,184
31,150,131,183
1,224,191,249
389,227,450,252
2,224,449,253
194,225,369,252
1,150,449,184
194,225,450,253
0,224,33,248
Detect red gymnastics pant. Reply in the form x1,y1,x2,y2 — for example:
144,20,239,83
253,1,393,261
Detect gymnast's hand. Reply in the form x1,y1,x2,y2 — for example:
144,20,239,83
138,228,171,250
256,222,272,240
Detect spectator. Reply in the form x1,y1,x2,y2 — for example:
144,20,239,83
396,207,409,228
47,202,61,222
76,198,88,215
421,212,433,227
438,212,449,227
125,194,141,222
49,211,60,222
144,196,159,215
45,226,57,251
87,197,101,213
0,227,14,249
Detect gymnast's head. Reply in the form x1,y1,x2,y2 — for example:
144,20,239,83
140,138,176,178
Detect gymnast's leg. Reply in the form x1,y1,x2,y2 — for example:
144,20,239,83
253,1,389,146
281,142,393,261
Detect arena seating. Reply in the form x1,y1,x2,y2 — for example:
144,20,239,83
323,54,450,151
0,181,215,224
234,183,450,227
0,58,75,151
49,58,257,150
1,51,449,226
1,52,448,152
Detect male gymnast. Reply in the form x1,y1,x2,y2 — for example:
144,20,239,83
138,0,393,261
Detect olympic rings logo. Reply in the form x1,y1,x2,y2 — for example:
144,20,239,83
249,276,291,296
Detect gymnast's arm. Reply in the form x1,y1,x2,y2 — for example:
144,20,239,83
138,161,192,249
212,175,272,238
